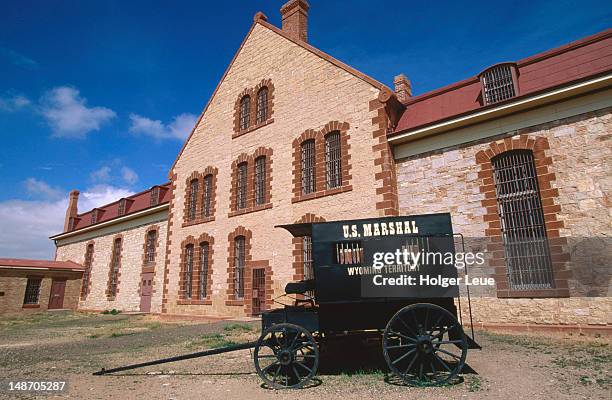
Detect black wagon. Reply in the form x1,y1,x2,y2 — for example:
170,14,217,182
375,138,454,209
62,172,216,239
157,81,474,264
95,213,480,389
254,212,480,388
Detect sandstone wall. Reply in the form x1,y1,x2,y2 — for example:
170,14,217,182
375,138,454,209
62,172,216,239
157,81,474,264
164,23,388,317
396,107,612,325
55,220,167,313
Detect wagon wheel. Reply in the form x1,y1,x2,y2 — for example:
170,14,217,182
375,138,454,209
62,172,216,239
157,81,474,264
254,323,319,389
382,303,467,386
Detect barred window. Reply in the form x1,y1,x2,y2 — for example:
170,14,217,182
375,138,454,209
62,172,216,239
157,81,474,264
108,238,122,297
91,209,98,224
234,236,245,299
240,95,250,130
256,87,268,124
325,131,342,189
301,140,316,194
492,150,554,290
187,179,199,221
481,64,517,105
199,242,210,299
303,236,313,281
150,186,160,206
81,243,94,298
118,199,126,216
202,175,213,218
23,278,42,305
236,162,248,210
183,244,194,299
145,230,157,264
254,156,266,205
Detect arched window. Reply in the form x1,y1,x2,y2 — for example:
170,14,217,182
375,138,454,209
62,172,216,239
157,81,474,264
254,156,266,205
202,174,213,217
145,230,157,264
183,244,194,299
199,242,210,299
256,87,268,124
234,236,245,299
187,178,199,221
240,95,250,130
325,131,342,189
480,63,518,105
81,243,94,299
236,162,248,209
492,150,554,289
108,237,122,297
301,139,316,194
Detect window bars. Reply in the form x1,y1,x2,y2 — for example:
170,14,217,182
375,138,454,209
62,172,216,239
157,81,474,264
254,156,266,205
303,236,314,281
234,236,245,299
237,163,248,209
118,199,126,216
150,186,160,206
240,96,250,130
492,150,554,290
199,242,209,299
184,244,194,299
325,132,342,189
81,244,94,298
256,87,268,124
109,238,122,296
301,140,316,194
188,179,199,221
23,278,42,305
202,175,213,217
335,241,363,265
145,230,157,264
481,64,517,105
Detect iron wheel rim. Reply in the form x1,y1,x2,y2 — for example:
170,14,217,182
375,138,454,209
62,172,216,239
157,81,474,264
254,323,319,389
382,303,467,386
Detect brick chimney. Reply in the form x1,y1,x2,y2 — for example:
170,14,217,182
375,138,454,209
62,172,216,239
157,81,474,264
280,0,309,42
64,189,79,231
393,74,412,103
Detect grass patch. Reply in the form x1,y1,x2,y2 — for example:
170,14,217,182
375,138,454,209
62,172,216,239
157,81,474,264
467,376,482,392
187,333,240,349
109,331,135,338
223,323,252,332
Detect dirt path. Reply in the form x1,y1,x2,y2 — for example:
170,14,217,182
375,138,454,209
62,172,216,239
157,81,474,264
0,312,609,399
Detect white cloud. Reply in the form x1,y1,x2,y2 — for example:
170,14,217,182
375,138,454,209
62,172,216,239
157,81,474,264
128,112,197,140
23,178,62,199
0,184,133,259
121,167,139,185
0,93,31,112
40,86,116,138
90,166,112,182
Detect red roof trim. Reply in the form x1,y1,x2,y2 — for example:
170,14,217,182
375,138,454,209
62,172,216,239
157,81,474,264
0,258,85,271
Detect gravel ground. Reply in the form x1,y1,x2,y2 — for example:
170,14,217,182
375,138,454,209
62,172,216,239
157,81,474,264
0,311,610,400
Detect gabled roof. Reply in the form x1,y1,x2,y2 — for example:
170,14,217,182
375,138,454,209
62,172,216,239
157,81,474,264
392,29,612,135
0,258,85,272
168,15,389,176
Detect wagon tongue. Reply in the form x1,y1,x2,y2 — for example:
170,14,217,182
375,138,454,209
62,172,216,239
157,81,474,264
275,223,312,237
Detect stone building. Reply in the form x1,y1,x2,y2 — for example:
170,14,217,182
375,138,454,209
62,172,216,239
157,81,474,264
51,1,611,330
0,258,84,314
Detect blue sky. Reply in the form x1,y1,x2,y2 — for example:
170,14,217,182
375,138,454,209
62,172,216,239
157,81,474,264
0,0,610,258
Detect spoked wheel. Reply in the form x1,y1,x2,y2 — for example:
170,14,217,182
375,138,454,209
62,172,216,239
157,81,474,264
383,303,467,386
254,323,319,389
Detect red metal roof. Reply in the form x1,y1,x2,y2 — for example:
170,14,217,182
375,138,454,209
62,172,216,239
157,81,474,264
68,182,171,233
393,29,612,134
0,258,84,271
